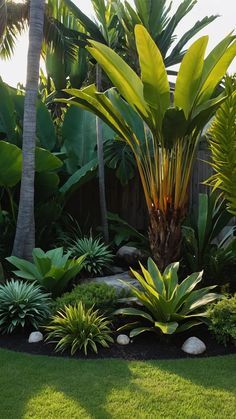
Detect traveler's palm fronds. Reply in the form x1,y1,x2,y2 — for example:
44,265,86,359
207,76,236,215
62,25,236,269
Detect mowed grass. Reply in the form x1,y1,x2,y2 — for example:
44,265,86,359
0,349,235,419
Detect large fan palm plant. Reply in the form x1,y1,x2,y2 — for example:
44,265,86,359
63,25,236,270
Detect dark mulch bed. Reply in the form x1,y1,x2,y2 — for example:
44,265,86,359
0,325,235,360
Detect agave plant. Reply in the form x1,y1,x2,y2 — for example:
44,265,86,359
206,75,236,216
0,279,51,334
115,258,221,337
6,247,86,296
62,26,236,270
45,301,114,355
69,236,113,276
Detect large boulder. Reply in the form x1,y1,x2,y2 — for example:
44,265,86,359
181,337,206,355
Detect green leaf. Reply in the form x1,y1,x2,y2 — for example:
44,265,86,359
60,159,98,194
175,36,208,118
0,78,16,141
36,101,56,151
154,321,178,334
0,141,22,187
135,24,170,126
35,147,63,173
87,40,149,119
114,307,154,323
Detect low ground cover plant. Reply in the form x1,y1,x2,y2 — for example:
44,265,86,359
69,236,113,276
208,295,236,345
0,280,51,334
6,247,86,297
115,258,221,337
45,302,114,355
53,282,119,314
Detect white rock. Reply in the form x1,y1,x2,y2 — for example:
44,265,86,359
28,331,43,343
181,337,206,355
117,334,130,345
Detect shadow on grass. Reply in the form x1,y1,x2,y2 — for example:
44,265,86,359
0,349,235,418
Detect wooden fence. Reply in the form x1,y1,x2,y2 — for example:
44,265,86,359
70,142,213,231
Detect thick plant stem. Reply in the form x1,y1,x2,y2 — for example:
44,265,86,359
96,64,109,243
148,207,182,271
12,0,45,259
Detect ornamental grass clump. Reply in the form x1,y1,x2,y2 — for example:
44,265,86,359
45,302,114,355
0,280,51,334
69,237,113,276
115,258,221,337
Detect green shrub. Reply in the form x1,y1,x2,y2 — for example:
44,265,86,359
6,247,86,297
208,295,236,345
69,237,113,276
53,282,119,314
115,258,221,337
45,302,114,355
0,280,51,334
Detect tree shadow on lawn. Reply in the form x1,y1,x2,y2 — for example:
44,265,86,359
0,349,235,419
146,355,236,393
0,349,141,419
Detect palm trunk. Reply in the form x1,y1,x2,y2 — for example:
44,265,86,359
12,0,45,259
148,207,183,271
96,64,109,243
0,0,7,45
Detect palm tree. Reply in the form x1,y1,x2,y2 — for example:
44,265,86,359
63,26,236,270
12,0,45,259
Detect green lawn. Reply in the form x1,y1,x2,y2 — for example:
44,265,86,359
0,349,235,419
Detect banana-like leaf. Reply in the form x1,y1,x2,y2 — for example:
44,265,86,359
0,141,22,187
0,78,16,141
175,36,208,118
36,101,56,151
87,40,149,120
135,24,170,127
35,148,63,173
60,158,98,194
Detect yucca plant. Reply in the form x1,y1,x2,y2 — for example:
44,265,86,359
0,279,51,334
115,258,221,337
62,25,236,270
6,247,86,297
206,75,236,216
45,302,114,355
69,236,113,276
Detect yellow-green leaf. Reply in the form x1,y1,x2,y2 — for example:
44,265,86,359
135,24,170,127
175,36,208,118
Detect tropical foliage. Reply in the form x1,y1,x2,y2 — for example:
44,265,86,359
53,282,119,314
206,75,236,216
69,236,113,276
6,247,86,297
0,279,51,334
208,295,236,345
115,258,220,336
63,26,236,269
45,301,114,355
182,193,236,280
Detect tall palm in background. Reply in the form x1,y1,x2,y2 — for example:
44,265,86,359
12,0,45,259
